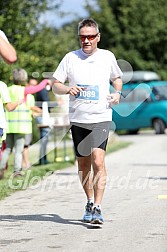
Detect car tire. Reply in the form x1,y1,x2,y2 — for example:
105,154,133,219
153,119,166,134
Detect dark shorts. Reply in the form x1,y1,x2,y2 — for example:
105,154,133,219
71,121,110,157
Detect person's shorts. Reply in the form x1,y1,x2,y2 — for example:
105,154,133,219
24,134,32,147
70,121,110,157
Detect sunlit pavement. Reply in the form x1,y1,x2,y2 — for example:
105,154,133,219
0,131,166,252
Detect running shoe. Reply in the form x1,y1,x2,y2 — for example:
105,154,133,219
83,202,93,223
91,207,104,224
13,170,23,178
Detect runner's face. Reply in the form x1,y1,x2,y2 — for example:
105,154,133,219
79,26,100,55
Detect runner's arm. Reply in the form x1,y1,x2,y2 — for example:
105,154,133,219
112,77,123,93
52,79,84,96
0,32,17,64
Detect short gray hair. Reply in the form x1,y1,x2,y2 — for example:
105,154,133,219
13,68,28,85
78,18,99,34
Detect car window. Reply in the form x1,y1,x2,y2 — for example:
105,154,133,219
152,86,167,100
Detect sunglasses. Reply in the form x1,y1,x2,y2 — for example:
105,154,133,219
79,33,99,42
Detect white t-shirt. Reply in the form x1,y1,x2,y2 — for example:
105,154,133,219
0,30,8,42
53,48,122,123
0,81,11,129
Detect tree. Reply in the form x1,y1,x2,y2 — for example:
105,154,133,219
84,0,167,79
0,0,63,82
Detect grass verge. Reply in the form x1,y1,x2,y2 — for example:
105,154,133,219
0,136,131,200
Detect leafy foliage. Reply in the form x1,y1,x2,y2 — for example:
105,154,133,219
0,0,167,82
0,0,64,82
85,0,167,79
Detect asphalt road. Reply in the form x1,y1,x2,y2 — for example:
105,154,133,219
0,131,167,252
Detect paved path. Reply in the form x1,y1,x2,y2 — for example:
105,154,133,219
0,132,167,252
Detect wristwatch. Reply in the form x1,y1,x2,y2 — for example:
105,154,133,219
115,90,122,95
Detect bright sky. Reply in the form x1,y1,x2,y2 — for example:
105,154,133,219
40,0,88,27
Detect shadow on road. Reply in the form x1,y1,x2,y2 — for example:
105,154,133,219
0,214,102,229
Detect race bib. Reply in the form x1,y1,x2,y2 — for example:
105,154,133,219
75,84,99,102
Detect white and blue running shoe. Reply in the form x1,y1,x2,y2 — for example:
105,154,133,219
91,207,104,224
83,202,93,223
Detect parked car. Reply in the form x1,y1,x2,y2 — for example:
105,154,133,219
111,71,167,134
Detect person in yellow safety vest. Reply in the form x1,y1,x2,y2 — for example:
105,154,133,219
0,68,51,178
0,81,24,179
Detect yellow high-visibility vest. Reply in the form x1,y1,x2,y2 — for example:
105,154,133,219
25,93,35,120
5,85,32,134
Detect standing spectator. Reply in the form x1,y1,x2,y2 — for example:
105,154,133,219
0,81,23,179
22,86,42,170
29,78,51,165
0,69,50,178
52,18,123,224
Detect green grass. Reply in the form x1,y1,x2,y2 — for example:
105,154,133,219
106,138,131,154
0,137,131,201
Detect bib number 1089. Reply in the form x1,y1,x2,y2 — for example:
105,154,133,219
80,90,96,98
76,85,99,101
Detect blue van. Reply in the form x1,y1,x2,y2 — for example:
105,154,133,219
111,71,167,134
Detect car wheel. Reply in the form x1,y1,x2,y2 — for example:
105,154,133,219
153,119,166,134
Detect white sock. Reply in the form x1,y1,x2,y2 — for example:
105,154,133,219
93,204,101,209
87,198,94,204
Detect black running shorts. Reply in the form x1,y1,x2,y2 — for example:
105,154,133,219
70,121,110,157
